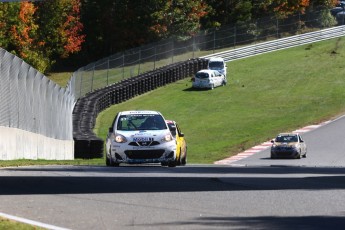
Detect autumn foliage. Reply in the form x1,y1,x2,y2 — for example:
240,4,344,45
0,0,340,73
0,0,84,73
10,2,38,58
60,0,85,58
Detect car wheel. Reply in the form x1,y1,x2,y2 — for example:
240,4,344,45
106,154,111,166
168,161,176,167
176,148,182,166
296,150,302,159
161,162,168,167
181,149,187,166
107,148,119,167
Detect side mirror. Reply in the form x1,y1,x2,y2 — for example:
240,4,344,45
180,132,184,137
108,127,113,133
271,140,274,143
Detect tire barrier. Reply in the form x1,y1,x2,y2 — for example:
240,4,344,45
73,58,207,158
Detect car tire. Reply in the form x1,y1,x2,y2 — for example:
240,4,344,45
106,155,111,166
107,148,120,167
181,149,187,166
176,149,182,166
296,150,302,159
168,161,176,167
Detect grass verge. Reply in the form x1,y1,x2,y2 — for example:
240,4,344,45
0,217,45,230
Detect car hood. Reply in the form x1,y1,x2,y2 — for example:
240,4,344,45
273,142,298,147
116,130,170,140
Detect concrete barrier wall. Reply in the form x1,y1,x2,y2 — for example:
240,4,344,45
0,126,74,160
0,48,75,160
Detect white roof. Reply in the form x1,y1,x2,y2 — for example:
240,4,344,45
196,69,217,74
208,57,225,62
119,110,161,115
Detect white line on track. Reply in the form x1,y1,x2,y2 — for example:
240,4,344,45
0,212,70,230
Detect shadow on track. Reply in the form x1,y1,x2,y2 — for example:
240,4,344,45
143,215,345,230
1,165,345,195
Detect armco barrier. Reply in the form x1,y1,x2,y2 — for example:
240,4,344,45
73,58,207,158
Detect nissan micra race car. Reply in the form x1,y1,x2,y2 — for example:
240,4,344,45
270,133,307,159
105,110,177,167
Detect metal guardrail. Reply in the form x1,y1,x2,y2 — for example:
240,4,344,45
202,26,345,61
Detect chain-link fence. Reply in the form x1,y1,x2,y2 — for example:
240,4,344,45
0,48,74,160
71,9,337,99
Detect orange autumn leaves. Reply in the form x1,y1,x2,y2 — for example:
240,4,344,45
5,0,84,72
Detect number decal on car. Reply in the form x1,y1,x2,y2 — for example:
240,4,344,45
133,137,152,142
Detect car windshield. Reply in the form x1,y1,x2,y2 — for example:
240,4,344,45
195,72,209,79
275,135,298,142
209,61,224,69
117,114,167,131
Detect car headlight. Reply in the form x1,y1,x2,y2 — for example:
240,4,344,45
114,134,127,143
162,133,173,142
291,145,298,150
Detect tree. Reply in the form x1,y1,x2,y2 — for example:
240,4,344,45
258,0,310,18
309,0,338,9
80,0,158,61
7,2,51,72
0,0,85,73
150,0,208,39
35,0,85,65
0,2,20,49
202,0,253,27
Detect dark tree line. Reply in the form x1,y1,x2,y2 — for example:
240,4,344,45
70,0,339,68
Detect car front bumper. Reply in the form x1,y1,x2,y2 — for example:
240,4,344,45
271,148,300,158
110,141,177,164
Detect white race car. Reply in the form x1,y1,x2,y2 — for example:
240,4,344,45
105,110,177,167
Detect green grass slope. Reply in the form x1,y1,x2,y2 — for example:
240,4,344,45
95,37,345,164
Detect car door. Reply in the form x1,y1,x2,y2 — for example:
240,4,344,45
214,71,223,87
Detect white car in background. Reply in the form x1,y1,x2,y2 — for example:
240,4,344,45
192,69,226,90
105,110,177,167
207,57,227,77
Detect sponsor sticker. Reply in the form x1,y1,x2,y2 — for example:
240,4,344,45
133,137,152,142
